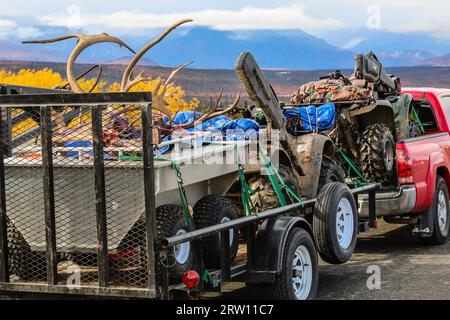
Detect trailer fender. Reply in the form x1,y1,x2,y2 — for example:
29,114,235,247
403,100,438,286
253,216,313,277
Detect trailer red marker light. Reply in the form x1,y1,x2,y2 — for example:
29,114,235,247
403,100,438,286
183,270,200,289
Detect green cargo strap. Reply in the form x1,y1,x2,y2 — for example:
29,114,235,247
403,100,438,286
335,146,367,185
155,158,195,231
259,151,303,208
239,163,256,216
411,107,425,133
202,269,213,285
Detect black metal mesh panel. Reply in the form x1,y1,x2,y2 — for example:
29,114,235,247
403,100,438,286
1,102,153,292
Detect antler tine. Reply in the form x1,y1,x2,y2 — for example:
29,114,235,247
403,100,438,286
54,64,100,90
22,35,80,44
88,65,103,93
121,18,193,91
179,93,241,130
24,33,135,93
213,89,224,112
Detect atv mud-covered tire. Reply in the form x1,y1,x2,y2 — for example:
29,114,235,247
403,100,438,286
7,220,47,281
155,204,194,284
360,124,396,184
248,165,300,213
193,195,239,269
313,183,358,265
318,156,346,192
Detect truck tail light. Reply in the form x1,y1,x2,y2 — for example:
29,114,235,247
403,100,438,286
396,147,414,184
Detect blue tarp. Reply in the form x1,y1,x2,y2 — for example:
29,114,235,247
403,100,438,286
158,112,260,154
283,103,336,134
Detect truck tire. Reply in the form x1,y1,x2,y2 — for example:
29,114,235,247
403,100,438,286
271,228,318,300
360,124,396,184
318,156,346,192
193,195,239,269
155,204,194,284
313,183,358,264
420,176,450,245
7,220,47,281
248,165,300,212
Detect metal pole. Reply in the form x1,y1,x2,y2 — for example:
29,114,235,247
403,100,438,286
220,231,231,282
40,107,58,285
0,108,9,283
141,103,157,291
92,106,109,287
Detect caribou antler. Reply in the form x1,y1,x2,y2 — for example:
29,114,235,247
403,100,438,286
179,92,241,130
56,64,103,92
24,34,135,93
120,18,193,92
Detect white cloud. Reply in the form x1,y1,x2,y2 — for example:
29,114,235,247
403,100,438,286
38,4,345,32
0,19,16,28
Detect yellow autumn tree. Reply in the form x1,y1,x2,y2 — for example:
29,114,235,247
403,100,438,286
0,68,200,135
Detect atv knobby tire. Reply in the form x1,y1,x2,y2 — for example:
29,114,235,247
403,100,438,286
360,124,396,184
248,165,300,213
318,156,346,192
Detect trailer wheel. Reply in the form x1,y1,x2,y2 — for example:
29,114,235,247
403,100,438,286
318,156,346,192
193,195,239,269
7,220,47,281
271,228,318,300
156,204,194,283
420,176,450,245
360,124,396,184
313,183,358,264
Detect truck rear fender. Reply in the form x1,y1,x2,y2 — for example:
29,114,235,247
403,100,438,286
253,216,313,276
418,152,449,211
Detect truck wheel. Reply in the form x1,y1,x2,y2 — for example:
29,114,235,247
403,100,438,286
420,176,450,245
271,228,318,300
318,156,346,192
7,220,47,281
248,165,300,212
193,195,239,269
156,205,194,283
313,183,358,264
360,124,396,184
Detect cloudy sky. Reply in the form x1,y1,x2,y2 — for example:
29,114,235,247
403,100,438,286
0,0,449,39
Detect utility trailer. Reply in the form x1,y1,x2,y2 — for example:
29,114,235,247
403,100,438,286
0,90,378,300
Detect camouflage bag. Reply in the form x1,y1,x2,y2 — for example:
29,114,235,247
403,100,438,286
290,77,373,105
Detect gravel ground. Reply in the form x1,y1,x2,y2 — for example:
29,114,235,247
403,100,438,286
206,222,450,300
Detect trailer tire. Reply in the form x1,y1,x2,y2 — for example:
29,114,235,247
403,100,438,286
156,205,194,284
420,176,450,245
313,183,358,264
193,195,239,269
7,220,47,281
318,156,346,192
360,124,396,184
271,228,318,300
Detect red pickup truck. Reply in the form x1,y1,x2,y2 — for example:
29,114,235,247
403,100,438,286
360,88,450,244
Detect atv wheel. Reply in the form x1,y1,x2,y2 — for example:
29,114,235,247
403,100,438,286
271,228,318,300
193,195,239,269
313,183,358,264
360,124,396,184
248,165,300,213
7,220,47,281
318,156,346,192
419,176,450,245
155,205,194,284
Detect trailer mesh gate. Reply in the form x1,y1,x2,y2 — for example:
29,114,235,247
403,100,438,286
0,92,157,298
